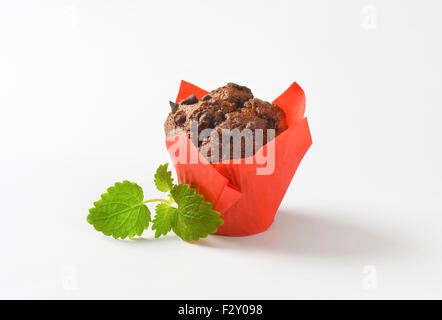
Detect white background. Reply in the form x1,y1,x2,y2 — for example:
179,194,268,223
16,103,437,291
1,0,441,299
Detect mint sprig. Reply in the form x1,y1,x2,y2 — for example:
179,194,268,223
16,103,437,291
87,163,223,241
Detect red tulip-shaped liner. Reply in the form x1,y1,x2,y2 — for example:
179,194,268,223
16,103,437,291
166,81,312,236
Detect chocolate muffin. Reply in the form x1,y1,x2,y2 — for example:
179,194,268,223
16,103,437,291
165,83,288,163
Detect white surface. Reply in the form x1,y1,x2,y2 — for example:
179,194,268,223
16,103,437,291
1,0,442,299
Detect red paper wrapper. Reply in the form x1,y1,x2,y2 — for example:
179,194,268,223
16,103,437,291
166,80,312,236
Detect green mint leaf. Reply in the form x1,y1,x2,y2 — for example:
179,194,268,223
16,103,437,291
169,183,189,203
87,181,151,239
152,203,177,238
170,184,224,241
154,163,174,192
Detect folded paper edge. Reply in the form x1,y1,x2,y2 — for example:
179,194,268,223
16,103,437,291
272,81,306,125
176,80,208,103
213,182,243,216
165,136,244,215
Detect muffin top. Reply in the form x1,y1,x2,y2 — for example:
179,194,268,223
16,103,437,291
165,83,288,162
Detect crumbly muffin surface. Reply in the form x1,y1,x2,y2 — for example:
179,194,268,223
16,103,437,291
165,83,287,162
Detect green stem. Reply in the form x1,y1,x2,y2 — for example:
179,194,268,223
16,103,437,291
143,198,170,204
143,198,176,205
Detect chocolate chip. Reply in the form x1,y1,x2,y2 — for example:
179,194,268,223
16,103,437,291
180,94,198,105
214,110,225,124
198,113,212,129
173,112,186,125
200,94,212,101
169,101,179,113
